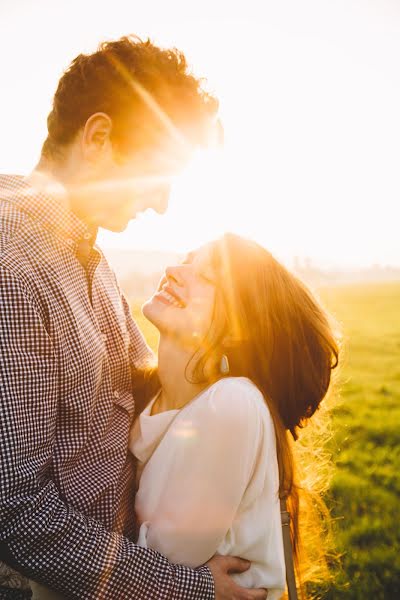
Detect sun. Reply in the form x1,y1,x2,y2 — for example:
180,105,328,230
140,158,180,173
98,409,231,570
168,146,240,247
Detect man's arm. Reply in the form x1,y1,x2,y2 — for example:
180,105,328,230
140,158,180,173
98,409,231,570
0,267,214,599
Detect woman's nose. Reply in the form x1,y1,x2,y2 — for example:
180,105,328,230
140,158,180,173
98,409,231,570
165,265,185,286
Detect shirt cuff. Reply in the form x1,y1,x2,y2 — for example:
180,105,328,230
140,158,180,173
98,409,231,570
172,564,215,600
196,566,215,599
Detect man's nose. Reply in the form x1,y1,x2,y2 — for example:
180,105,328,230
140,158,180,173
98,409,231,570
153,185,171,215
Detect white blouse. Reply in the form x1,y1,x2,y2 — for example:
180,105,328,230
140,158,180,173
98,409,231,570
129,376,286,599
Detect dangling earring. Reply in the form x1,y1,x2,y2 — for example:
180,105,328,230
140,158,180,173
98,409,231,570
220,354,230,375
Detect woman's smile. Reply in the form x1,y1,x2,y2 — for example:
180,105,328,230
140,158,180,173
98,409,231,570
155,285,186,309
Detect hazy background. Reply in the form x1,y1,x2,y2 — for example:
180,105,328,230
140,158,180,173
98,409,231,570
1,0,399,289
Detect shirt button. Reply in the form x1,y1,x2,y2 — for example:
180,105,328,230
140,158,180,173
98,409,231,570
83,232,92,240
67,239,74,247
113,391,120,399
101,333,107,342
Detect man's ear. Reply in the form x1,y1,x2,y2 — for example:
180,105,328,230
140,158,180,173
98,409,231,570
81,112,113,161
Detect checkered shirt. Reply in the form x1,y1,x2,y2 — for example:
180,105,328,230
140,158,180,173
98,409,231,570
0,175,214,599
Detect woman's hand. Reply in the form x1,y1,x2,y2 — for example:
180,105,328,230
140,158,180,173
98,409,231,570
206,555,268,600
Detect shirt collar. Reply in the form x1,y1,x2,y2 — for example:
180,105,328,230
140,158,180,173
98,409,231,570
0,174,97,252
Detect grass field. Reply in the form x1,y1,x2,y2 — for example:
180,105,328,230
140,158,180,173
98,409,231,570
131,281,400,599
317,282,400,599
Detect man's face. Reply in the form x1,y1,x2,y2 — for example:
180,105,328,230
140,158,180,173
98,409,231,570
69,112,195,231
81,145,183,232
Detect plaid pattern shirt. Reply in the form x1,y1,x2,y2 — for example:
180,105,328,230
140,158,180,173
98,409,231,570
0,175,214,599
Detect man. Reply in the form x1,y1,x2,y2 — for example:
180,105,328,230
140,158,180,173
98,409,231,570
0,36,268,599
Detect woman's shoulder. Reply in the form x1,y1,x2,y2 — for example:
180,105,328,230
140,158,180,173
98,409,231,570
194,376,271,426
210,376,262,398
209,376,265,404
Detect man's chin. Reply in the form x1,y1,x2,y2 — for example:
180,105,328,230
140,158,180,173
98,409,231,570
100,220,130,233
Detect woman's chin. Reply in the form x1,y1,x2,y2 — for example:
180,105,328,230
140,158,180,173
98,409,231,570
143,296,184,338
142,298,157,324
142,296,170,331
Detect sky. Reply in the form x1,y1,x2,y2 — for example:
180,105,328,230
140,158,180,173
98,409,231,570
0,0,399,268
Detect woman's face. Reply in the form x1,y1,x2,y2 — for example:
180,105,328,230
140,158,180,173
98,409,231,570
143,243,218,347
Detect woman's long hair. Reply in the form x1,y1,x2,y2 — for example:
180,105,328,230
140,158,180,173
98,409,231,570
186,233,340,596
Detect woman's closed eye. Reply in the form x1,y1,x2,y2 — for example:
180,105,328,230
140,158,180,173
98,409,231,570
199,271,217,286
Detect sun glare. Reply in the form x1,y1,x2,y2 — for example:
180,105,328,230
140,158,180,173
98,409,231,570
1,1,399,267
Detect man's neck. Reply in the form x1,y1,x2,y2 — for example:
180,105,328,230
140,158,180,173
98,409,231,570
29,162,96,233
34,153,78,188
27,166,69,206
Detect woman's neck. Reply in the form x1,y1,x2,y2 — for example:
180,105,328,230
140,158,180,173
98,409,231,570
154,336,209,414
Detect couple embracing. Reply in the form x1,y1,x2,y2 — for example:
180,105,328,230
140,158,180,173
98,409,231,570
0,35,339,600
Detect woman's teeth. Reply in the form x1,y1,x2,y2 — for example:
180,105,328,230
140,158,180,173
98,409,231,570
158,289,184,308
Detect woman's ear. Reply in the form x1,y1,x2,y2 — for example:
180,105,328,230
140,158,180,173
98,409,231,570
81,112,113,162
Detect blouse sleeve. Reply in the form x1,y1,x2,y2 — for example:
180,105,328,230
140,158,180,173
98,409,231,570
136,379,265,567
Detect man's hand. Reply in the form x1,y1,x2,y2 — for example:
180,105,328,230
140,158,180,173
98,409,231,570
206,555,268,600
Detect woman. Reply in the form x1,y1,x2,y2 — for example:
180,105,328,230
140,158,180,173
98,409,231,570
129,233,339,598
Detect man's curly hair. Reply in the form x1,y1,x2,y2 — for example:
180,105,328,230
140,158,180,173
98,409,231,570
41,35,220,160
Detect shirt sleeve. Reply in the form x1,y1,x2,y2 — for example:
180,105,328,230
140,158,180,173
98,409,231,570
136,379,263,567
0,267,214,600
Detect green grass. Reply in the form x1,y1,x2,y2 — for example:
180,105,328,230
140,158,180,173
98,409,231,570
130,282,400,599
315,282,400,599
